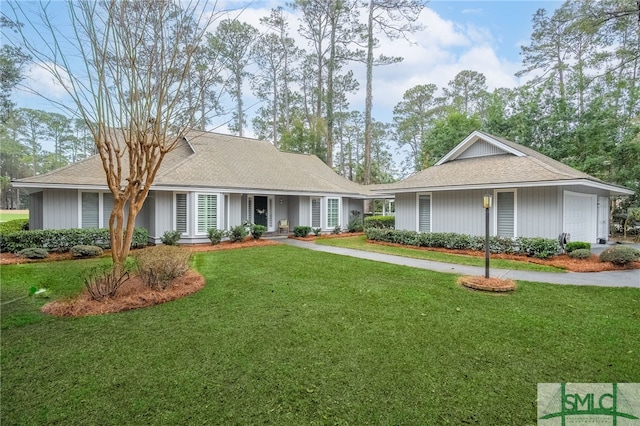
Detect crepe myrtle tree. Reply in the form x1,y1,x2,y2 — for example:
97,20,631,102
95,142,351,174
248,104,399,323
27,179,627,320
8,0,222,282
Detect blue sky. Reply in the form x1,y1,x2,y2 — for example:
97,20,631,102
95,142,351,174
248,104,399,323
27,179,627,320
9,0,562,139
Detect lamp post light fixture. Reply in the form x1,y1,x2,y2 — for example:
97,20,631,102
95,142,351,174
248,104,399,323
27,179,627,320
483,193,492,278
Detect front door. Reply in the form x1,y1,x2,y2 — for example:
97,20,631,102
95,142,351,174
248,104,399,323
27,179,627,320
254,196,268,227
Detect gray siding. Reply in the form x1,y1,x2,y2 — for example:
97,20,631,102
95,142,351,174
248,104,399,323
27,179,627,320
517,187,560,238
153,191,173,239
29,191,44,230
288,196,301,228
227,193,243,229
274,196,289,226
394,193,417,230
432,189,488,235
298,196,310,227
457,140,507,160
43,189,78,229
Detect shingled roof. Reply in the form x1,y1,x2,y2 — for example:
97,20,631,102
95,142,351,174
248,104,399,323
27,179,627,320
374,131,633,196
14,130,371,197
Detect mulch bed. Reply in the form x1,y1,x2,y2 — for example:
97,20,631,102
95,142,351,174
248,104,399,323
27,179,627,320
41,270,205,317
458,276,517,293
368,241,640,273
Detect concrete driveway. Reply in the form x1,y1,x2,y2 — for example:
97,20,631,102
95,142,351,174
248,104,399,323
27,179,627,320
282,239,640,288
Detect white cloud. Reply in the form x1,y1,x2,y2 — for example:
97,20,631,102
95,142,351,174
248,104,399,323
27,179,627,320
22,62,70,100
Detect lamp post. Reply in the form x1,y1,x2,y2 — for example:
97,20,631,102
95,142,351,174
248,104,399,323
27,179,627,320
483,193,492,279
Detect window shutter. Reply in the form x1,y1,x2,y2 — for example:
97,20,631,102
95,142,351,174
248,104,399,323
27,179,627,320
102,193,114,228
268,197,273,229
197,194,217,233
176,194,187,233
311,198,321,228
497,192,515,237
327,199,339,228
82,192,99,229
418,195,430,232
247,197,253,224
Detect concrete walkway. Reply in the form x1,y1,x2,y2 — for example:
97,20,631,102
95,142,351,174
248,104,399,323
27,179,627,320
281,239,640,288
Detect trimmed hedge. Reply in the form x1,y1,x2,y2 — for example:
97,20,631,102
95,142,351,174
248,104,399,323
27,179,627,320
17,247,48,259
599,246,640,265
293,226,311,237
1,227,148,253
365,228,560,259
364,216,395,229
0,218,29,234
565,241,591,253
71,245,103,258
568,249,592,259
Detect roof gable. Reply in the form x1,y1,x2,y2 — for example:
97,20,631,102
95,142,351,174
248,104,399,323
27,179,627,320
435,130,525,165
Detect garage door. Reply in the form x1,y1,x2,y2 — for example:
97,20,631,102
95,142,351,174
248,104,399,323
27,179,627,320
563,191,597,243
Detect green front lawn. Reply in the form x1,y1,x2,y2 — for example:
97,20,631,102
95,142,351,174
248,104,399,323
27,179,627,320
0,211,28,222
2,245,638,425
316,235,564,272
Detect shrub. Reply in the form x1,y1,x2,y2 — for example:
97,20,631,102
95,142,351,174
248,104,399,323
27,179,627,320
207,228,225,245
515,237,560,259
599,246,640,265
347,210,364,233
228,225,248,242
161,230,182,246
17,247,48,259
134,246,192,290
364,216,395,229
332,225,342,235
365,229,559,259
568,249,592,259
71,245,103,258
0,218,29,234
565,241,591,253
293,226,311,237
0,227,148,253
84,266,130,300
251,224,267,239
312,227,322,236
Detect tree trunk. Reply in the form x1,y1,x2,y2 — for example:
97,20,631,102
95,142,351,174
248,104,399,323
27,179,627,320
363,0,374,185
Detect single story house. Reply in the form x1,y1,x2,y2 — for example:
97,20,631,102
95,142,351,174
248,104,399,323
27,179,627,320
13,130,370,244
373,131,634,243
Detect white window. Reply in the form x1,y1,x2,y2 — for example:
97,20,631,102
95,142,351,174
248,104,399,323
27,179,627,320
495,190,517,238
311,198,321,228
175,193,188,234
80,191,114,229
327,198,339,228
81,192,100,229
417,193,431,232
197,194,218,234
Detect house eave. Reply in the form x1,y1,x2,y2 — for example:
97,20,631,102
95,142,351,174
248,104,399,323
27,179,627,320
12,181,373,199
435,131,526,166
372,179,635,196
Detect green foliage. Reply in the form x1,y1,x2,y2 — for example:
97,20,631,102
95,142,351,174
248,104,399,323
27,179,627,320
0,227,147,253
312,227,322,236
207,228,224,245
565,241,591,253
16,247,48,259
599,246,640,265
0,218,28,234
228,225,248,242
70,245,103,258
293,226,311,237
347,210,363,233
160,230,182,246
332,225,342,235
134,246,192,290
250,224,267,239
364,215,395,229
568,249,592,259
365,229,559,259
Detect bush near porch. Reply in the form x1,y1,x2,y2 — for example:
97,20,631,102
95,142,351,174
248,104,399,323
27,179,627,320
365,228,560,259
